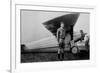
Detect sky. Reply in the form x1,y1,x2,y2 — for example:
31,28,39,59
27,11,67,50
21,10,89,44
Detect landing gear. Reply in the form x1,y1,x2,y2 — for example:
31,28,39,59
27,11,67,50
71,46,79,54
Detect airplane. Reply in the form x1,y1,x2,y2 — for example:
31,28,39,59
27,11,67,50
21,13,89,54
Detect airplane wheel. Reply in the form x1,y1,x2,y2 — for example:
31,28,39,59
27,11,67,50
71,46,79,54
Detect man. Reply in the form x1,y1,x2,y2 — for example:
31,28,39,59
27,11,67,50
80,30,87,42
57,22,66,60
84,35,89,52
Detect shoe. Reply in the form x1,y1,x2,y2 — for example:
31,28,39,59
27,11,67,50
58,54,60,60
62,53,64,60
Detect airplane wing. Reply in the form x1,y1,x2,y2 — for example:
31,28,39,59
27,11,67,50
43,13,80,37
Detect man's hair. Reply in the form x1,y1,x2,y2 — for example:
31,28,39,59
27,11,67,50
80,30,83,33
61,22,64,25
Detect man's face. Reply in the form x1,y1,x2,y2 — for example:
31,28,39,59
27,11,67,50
61,23,64,28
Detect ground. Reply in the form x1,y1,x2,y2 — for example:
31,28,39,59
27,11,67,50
21,48,89,63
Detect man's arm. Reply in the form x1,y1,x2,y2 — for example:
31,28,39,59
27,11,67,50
57,29,59,42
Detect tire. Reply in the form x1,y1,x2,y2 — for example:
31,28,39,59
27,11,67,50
71,46,79,54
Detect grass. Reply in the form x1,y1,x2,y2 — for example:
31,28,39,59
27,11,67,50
21,50,89,63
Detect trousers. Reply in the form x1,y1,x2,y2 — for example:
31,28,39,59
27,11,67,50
58,39,65,54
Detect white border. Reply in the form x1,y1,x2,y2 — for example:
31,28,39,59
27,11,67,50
11,3,96,73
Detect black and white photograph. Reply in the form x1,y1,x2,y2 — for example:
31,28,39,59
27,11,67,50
20,10,90,63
